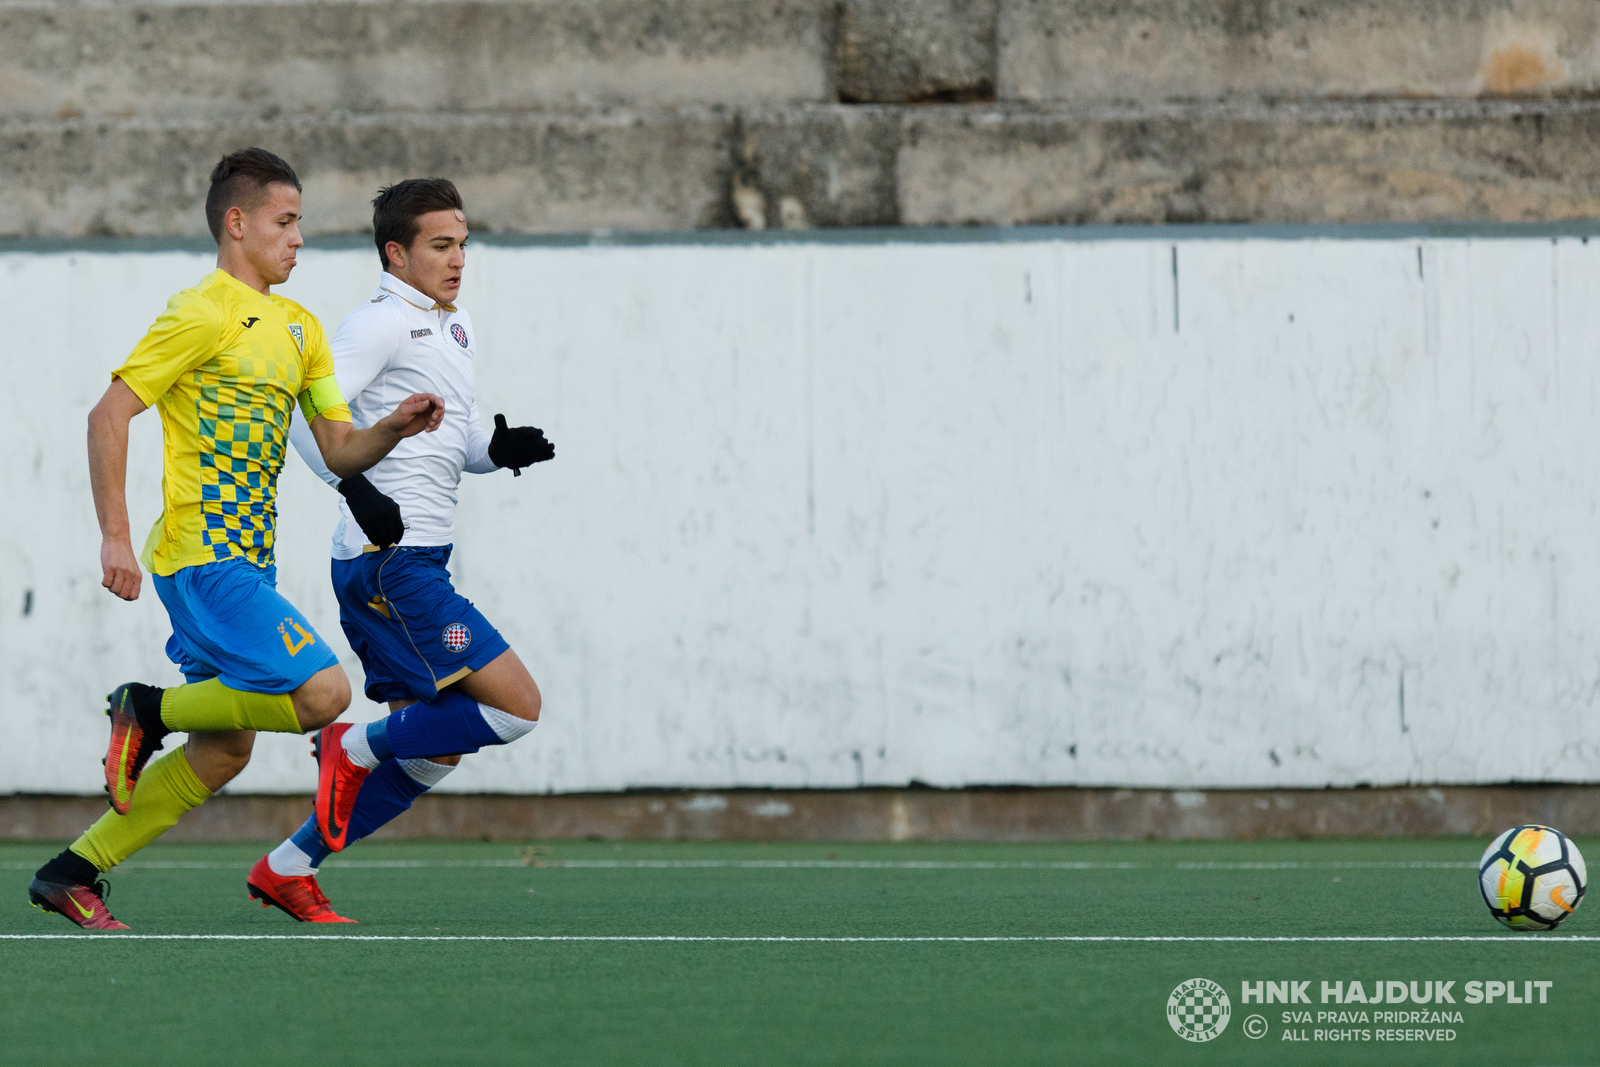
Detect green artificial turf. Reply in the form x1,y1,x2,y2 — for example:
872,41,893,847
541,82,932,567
0,838,1596,1066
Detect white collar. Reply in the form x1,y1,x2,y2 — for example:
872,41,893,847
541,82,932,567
379,271,456,313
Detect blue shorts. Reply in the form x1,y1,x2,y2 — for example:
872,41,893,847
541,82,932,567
154,558,339,694
332,545,509,704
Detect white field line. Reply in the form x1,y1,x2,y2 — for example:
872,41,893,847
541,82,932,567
0,859,1480,871
0,934,1591,943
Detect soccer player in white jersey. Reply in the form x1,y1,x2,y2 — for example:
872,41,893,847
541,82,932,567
246,179,555,921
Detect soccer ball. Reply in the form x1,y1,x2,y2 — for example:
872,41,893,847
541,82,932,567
1479,825,1587,931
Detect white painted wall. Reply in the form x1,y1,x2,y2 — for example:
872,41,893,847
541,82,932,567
3,233,1599,794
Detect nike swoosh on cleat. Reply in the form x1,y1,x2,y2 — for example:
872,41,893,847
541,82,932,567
327,779,347,840
319,742,347,843
67,895,96,921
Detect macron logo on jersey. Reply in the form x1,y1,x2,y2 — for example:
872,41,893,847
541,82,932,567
411,328,432,338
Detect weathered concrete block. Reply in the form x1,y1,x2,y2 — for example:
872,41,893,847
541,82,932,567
732,106,900,228
835,0,1000,103
0,109,736,238
898,102,1600,226
1000,0,1600,103
1,0,829,124
8,96,1600,237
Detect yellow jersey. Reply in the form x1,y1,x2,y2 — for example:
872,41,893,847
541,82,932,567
114,268,351,576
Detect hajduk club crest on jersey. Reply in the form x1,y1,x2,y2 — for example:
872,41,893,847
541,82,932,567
451,323,468,348
443,623,471,652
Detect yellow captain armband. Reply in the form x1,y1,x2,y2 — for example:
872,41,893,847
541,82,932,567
298,376,351,423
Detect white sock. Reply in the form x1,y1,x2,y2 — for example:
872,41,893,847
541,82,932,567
266,838,316,878
399,757,457,788
478,704,537,743
340,724,380,769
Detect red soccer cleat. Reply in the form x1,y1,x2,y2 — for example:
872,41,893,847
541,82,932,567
29,876,130,931
246,855,356,923
313,723,371,852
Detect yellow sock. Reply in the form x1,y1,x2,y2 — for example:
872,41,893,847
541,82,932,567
71,748,212,871
159,677,302,734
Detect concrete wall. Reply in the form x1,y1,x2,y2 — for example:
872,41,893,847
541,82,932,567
15,0,1600,120
999,0,1600,102
6,0,1600,235
6,230,1600,796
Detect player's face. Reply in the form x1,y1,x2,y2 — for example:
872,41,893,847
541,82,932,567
238,184,305,286
392,209,468,305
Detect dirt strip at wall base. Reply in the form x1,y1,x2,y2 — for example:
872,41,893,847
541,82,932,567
4,786,1598,843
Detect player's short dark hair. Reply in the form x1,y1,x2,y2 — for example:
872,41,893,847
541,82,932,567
204,148,302,243
372,179,466,270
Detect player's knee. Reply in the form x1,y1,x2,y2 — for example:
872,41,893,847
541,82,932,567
504,678,540,722
184,731,256,792
214,747,252,782
293,668,351,731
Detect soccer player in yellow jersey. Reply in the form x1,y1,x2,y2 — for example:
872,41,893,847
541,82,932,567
28,148,445,930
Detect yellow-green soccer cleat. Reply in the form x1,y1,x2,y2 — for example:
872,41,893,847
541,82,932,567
103,683,170,815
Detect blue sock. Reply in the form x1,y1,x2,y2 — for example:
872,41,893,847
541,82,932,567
291,759,435,869
367,690,506,759
289,816,333,869
346,759,432,846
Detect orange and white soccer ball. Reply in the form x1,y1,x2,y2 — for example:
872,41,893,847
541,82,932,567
1479,825,1587,931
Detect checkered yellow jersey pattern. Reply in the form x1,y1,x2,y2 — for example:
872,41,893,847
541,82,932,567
114,269,351,576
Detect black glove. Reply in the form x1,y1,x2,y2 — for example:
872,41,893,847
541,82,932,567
337,473,404,548
488,414,555,476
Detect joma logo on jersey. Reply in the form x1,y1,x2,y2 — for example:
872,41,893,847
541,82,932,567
411,328,433,338
278,617,315,656
287,323,305,352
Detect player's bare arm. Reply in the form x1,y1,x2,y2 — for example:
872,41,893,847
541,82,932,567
81,372,436,602
306,391,446,479
87,377,150,601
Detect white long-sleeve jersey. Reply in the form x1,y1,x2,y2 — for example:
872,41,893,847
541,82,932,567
289,271,498,559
